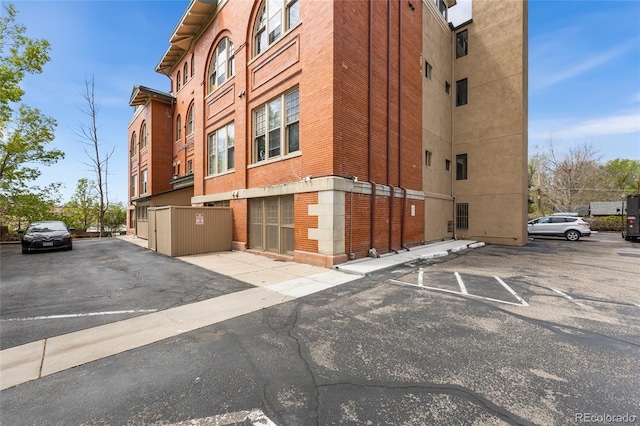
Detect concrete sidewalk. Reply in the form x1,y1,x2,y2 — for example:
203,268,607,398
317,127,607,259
0,237,478,391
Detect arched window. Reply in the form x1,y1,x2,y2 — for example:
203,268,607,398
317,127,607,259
191,55,195,77
130,132,137,157
254,0,300,57
177,71,182,91
176,115,182,141
140,122,148,149
183,62,188,85
187,104,195,135
208,37,235,94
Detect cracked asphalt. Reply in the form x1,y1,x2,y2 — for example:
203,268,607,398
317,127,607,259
1,234,638,425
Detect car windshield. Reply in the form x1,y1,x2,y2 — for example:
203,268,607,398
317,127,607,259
28,222,67,232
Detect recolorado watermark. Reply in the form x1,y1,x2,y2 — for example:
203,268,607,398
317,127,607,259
575,413,637,424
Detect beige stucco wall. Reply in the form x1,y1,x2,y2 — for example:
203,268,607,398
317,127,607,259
452,0,528,246
422,0,455,242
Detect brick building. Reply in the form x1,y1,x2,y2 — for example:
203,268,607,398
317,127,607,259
127,0,528,267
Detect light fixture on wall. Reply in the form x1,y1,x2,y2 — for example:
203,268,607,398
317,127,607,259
408,1,415,11
238,90,245,98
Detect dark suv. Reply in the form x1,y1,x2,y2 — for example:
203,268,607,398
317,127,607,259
527,214,592,241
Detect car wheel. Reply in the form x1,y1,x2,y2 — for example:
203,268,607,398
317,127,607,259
565,230,581,241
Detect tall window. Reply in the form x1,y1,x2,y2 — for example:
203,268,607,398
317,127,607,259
176,115,182,142
190,55,195,77
425,150,432,167
456,154,467,180
183,62,188,85
140,123,148,149
456,30,468,58
253,0,300,57
456,203,469,230
208,37,235,93
187,104,195,135
456,78,468,106
177,71,182,91
131,174,138,197
208,122,235,175
141,170,148,194
130,133,137,157
253,88,299,162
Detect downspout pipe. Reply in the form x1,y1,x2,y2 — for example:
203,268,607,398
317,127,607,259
368,0,379,258
398,0,409,251
387,0,398,254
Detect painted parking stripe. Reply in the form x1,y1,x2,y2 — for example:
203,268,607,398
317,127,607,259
633,303,640,308
454,272,468,294
494,276,529,307
550,288,585,307
162,409,276,426
389,279,528,307
0,310,158,322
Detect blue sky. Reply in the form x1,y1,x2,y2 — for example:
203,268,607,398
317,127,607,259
10,0,640,204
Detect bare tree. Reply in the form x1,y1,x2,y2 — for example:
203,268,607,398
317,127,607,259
541,138,601,212
77,77,114,236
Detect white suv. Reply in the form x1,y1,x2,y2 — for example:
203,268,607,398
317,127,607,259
527,214,592,241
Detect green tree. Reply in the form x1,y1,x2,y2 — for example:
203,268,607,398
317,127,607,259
62,178,98,230
5,185,61,229
601,159,640,196
103,201,126,233
0,3,62,211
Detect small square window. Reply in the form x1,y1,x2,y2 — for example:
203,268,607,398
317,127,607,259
425,150,432,167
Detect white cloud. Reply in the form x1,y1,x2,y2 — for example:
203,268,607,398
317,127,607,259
532,42,635,90
530,113,640,141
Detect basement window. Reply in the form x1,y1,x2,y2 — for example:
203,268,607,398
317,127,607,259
456,203,469,230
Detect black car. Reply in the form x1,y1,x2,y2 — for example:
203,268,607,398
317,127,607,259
21,221,73,254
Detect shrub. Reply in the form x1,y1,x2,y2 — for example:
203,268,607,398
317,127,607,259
587,216,623,232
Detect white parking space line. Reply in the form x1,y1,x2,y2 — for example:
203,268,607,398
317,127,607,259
633,303,640,309
494,276,529,307
550,288,585,307
162,409,276,426
0,310,158,322
389,279,528,307
417,268,424,286
454,272,468,294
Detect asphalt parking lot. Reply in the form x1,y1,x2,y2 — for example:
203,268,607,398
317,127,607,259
0,238,253,349
1,233,638,425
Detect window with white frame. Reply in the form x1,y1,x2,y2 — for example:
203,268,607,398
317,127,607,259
208,37,235,94
208,122,235,175
187,104,194,135
253,87,299,163
140,123,148,149
141,169,148,194
131,174,138,197
253,0,300,57
176,115,182,142
177,71,181,91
